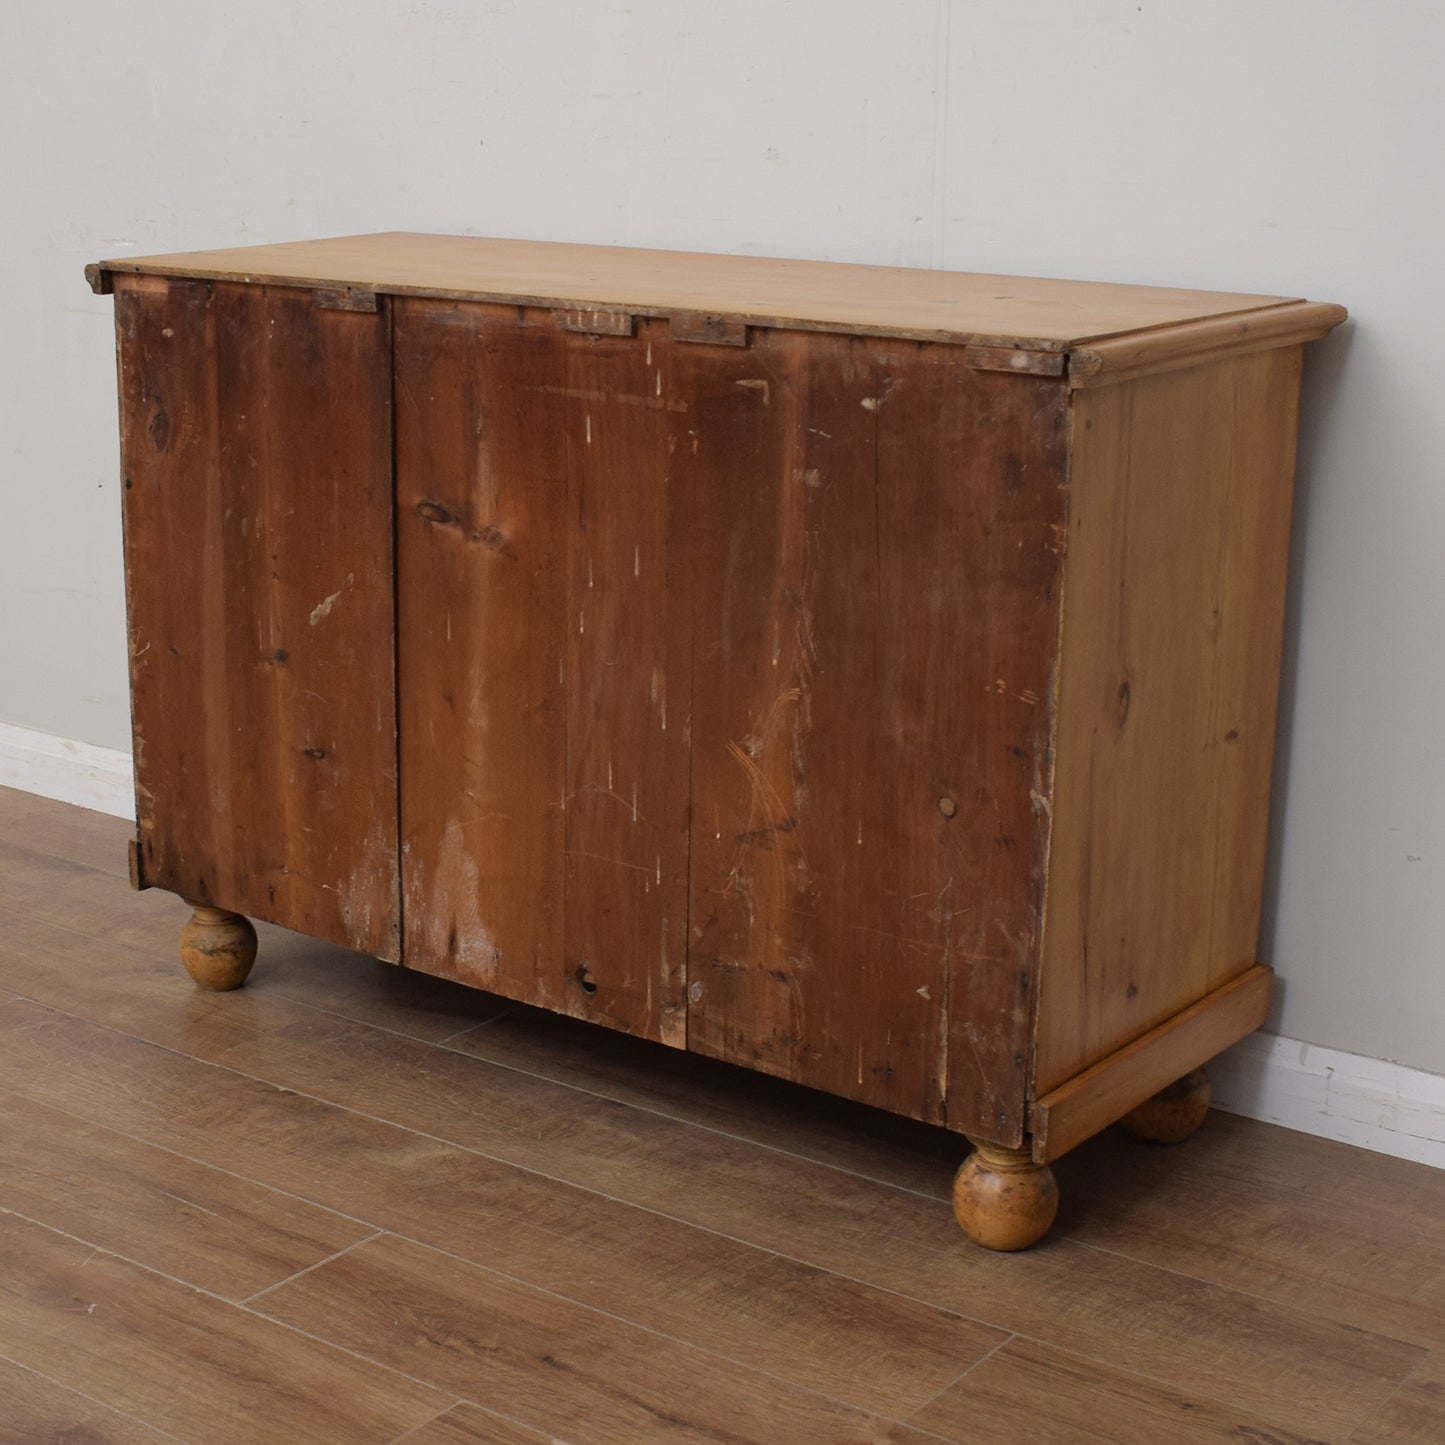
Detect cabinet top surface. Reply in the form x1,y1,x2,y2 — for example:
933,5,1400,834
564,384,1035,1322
90,232,1344,355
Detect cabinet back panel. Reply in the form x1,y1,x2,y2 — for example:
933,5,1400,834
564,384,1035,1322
684,335,1068,1137
393,301,569,1015
393,302,690,1042
115,277,400,958
560,317,692,1042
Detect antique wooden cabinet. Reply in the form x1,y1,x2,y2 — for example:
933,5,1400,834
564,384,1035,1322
88,235,1345,1248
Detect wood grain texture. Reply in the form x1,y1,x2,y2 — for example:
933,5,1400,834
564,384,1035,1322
0,788,133,880
447,1002,957,1198
394,302,689,1041
1031,966,1272,1163
560,317,689,1042
1035,348,1304,1094
0,1211,450,1444
393,299,569,1009
256,1231,945,1445
909,1338,1333,1445
0,1355,175,1445
0,993,1421,1443
1055,1111,1445,1360
1070,301,1347,386
396,1404,571,1444
93,232,1317,352
684,334,1067,1138
1349,1357,1445,1445
0,992,1002,1420
114,274,399,959
952,1140,1059,1251
0,1087,370,1301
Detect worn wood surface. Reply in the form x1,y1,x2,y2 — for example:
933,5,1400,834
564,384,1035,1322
93,231,1329,355
115,275,399,959
4,788,1443,1444
1034,348,1304,1095
394,301,689,1041
393,299,569,1011
561,316,691,1042
681,334,1066,1137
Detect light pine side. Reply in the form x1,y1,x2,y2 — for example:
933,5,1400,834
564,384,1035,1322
89,232,1309,352
1034,348,1305,1096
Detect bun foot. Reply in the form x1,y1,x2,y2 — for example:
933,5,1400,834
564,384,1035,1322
953,1138,1059,1251
1119,1066,1211,1145
178,904,258,991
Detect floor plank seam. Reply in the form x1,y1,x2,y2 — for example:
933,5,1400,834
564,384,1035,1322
2,989,965,1269
425,1023,961,1204
0,1205,463,1407
0,1196,959,1445
6,962,961,1212
4,851,962,1204
0,1347,196,1444
428,1007,521,1046
898,1330,1017,1421
0,1001,1016,1367
1068,1235,1431,1355
5,982,1433,1437
990,1328,1350,1443
328,1230,968,1434
1340,1353,1435,1445
241,1227,386,1306
0,1062,383,1233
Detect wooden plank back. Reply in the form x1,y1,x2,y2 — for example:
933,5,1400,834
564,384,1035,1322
115,276,399,958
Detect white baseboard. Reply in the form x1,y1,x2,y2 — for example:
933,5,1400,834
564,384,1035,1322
0,721,135,820
1,723,1441,1169
1211,1030,1445,1169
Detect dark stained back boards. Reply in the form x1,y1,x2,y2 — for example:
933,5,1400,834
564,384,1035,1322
392,302,690,1044
114,276,399,960
680,334,1067,1136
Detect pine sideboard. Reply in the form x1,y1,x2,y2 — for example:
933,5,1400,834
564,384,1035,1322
88,235,1345,1249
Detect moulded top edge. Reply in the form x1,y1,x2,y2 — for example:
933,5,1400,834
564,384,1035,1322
88,232,1341,354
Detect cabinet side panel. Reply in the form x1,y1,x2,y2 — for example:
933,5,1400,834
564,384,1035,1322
686,334,1066,1137
393,300,568,1011
1035,347,1304,1094
560,319,691,1043
116,276,399,958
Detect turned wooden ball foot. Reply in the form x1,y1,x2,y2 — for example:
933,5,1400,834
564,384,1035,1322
1118,1066,1211,1145
953,1139,1059,1251
178,904,258,991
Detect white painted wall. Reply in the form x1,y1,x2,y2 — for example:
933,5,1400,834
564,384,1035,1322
3,1,1442,1077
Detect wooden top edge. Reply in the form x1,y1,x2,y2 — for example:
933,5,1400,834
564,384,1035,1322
85,232,1335,351
1068,300,1348,386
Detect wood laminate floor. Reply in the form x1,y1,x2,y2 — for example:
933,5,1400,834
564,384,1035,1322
0,784,1441,1444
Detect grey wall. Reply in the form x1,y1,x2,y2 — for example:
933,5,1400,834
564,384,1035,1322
3,1,1440,1072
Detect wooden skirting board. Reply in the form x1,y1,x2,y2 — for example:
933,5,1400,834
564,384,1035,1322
3,730,1442,1171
